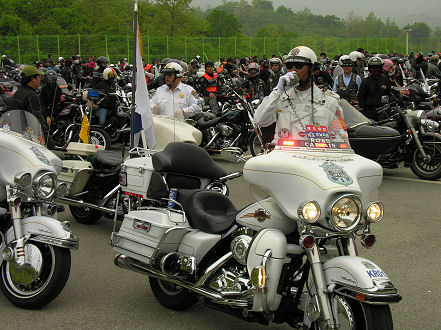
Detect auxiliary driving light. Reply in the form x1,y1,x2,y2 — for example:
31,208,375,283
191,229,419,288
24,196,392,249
300,235,315,249
298,201,321,222
366,202,384,223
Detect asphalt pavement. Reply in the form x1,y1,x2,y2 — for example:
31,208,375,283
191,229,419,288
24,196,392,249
0,154,440,330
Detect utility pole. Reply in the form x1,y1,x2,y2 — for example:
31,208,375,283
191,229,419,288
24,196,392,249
404,29,411,56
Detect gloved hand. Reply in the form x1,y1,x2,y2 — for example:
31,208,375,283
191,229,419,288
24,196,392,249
276,71,300,95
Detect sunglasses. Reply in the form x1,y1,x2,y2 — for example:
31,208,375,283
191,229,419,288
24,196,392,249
285,62,307,70
270,63,279,67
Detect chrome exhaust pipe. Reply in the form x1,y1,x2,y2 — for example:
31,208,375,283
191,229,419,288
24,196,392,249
114,254,248,307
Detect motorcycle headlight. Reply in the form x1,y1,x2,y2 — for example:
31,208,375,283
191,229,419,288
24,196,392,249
298,201,321,223
328,195,361,231
365,202,384,223
416,110,427,124
33,172,57,199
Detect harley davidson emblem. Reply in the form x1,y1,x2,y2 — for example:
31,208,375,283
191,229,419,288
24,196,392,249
319,161,353,186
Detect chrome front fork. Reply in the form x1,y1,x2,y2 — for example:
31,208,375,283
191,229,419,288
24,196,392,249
306,244,336,329
306,237,358,329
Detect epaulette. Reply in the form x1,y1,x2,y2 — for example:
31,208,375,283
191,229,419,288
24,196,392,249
325,89,340,99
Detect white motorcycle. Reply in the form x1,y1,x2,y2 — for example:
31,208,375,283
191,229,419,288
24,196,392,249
110,104,401,328
0,110,79,308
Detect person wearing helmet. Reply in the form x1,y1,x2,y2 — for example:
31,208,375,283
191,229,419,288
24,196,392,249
332,55,344,81
242,62,266,100
413,52,428,80
259,59,271,87
349,51,366,80
91,56,110,89
147,58,171,90
312,62,334,89
150,62,201,119
199,60,222,115
332,55,362,107
40,70,63,123
268,57,283,91
254,46,345,145
358,57,391,121
239,58,249,79
225,57,239,77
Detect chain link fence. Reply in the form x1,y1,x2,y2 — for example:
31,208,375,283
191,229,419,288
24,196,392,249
1,34,440,64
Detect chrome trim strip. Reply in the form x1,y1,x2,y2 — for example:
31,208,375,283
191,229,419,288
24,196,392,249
195,252,233,287
31,234,79,250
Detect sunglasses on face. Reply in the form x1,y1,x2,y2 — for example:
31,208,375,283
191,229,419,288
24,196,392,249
285,62,306,70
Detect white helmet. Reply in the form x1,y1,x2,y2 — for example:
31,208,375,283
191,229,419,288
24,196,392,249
338,55,353,67
163,62,184,77
58,56,64,62
288,46,317,65
349,51,364,62
103,67,117,80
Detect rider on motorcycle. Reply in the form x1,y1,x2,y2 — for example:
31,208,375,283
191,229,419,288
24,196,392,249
267,57,283,91
199,60,222,116
242,62,266,99
255,46,345,145
358,57,392,122
150,62,201,119
333,55,362,106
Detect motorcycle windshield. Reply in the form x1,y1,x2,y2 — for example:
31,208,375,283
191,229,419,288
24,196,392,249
339,99,371,128
275,101,352,151
0,110,45,145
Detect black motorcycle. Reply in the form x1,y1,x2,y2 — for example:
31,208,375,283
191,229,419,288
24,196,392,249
342,98,441,180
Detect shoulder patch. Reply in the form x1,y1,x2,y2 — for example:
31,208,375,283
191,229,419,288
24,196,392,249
191,90,198,99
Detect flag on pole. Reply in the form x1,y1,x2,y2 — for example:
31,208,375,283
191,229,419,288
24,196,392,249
78,114,89,144
133,1,156,149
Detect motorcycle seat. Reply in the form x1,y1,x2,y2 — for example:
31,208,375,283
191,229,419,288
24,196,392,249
177,189,237,234
96,150,123,168
152,142,227,180
197,115,221,129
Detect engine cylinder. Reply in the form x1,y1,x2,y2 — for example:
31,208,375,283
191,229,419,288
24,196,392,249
230,235,252,265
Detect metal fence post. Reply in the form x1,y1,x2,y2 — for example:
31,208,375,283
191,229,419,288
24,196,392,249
166,36,169,58
147,35,150,62
127,35,130,63
218,36,221,61
105,34,109,58
57,34,60,58
325,37,328,55
185,36,187,62
78,34,81,57
263,37,266,56
249,37,251,58
17,35,21,64
202,37,204,60
234,36,237,58
36,35,40,61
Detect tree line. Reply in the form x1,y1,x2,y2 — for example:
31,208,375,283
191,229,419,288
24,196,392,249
0,0,438,45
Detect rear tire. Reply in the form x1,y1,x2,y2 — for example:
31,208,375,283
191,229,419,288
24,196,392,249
249,132,265,157
69,204,102,225
89,127,111,150
148,277,197,311
410,143,441,180
0,243,71,309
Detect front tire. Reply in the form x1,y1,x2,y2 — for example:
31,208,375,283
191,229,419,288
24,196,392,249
311,296,393,330
0,243,71,309
69,204,102,225
148,277,197,311
410,143,441,180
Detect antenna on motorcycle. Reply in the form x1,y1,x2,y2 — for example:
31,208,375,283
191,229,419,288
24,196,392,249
310,66,315,124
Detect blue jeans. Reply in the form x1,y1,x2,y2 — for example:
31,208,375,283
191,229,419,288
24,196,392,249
98,107,108,127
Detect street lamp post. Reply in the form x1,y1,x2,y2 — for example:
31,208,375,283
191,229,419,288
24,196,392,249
404,29,411,56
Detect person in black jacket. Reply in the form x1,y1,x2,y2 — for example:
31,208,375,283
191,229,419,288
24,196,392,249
7,66,49,131
358,57,391,122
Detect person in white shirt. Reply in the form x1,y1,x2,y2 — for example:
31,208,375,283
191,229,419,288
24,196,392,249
150,62,202,119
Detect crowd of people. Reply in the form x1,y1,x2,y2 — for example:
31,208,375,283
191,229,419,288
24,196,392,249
1,46,441,144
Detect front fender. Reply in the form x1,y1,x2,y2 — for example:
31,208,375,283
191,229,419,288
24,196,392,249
323,256,402,304
5,216,79,250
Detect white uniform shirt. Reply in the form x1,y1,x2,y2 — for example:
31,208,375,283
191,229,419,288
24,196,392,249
254,84,344,143
150,82,201,119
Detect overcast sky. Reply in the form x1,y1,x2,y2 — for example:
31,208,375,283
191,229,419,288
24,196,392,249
192,0,441,27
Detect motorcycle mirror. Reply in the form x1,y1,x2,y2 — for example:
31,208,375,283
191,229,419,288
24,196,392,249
381,96,389,104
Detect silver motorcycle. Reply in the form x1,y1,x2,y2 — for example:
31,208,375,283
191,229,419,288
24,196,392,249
0,110,79,308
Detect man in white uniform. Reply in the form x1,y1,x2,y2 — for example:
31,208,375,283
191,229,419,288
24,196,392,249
254,46,346,146
150,62,201,119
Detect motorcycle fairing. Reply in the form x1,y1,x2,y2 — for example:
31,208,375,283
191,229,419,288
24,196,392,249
243,148,382,221
4,216,79,254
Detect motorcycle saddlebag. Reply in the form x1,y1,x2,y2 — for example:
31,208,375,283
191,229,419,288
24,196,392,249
112,209,190,265
348,124,401,159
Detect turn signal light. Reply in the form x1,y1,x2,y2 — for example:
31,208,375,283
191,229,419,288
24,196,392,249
251,266,267,291
361,234,376,248
282,140,296,146
12,197,22,207
300,235,315,249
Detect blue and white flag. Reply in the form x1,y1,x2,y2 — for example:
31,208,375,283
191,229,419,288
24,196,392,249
133,1,156,149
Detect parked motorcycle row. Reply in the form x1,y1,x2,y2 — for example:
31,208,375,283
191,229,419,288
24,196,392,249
2,52,441,328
